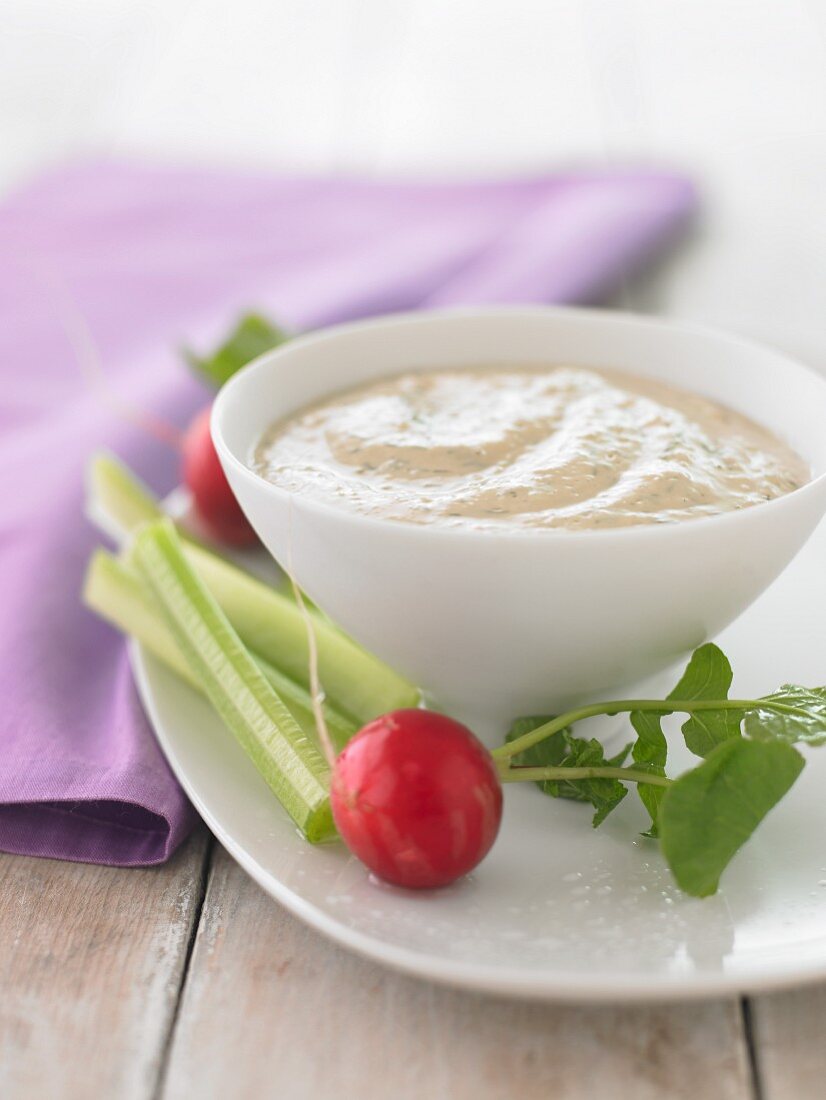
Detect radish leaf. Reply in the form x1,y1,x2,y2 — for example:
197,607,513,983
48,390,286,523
659,739,804,897
506,718,630,826
668,643,746,757
744,685,826,745
630,710,668,837
185,314,290,389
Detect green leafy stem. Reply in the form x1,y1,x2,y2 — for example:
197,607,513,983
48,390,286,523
493,697,814,764
501,765,672,787
492,644,826,898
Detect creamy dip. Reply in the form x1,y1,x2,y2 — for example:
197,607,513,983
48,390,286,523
252,365,808,530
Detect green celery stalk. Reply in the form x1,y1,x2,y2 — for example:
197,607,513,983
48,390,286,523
85,549,196,686
87,453,420,724
83,550,356,750
86,453,167,545
87,452,223,559
130,521,335,842
184,543,419,725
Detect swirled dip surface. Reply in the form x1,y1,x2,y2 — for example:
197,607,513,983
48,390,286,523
252,366,807,530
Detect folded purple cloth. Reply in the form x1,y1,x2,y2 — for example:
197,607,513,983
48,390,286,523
0,161,695,866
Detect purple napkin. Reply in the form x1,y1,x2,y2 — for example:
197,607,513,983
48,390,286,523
0,161,695,866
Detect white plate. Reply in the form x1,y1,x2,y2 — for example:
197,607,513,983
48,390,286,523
132,518,826,1002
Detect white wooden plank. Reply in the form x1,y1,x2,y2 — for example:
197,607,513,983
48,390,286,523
746,988,826,1100
163,846,754,1100
0,830,210,1100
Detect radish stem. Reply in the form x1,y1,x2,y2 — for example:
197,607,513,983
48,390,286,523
493,698,813,761
499,764,672,787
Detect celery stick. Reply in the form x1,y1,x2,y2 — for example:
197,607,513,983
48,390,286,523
87,452,224,559
87,453,420,723
83,550,356,751
131,521,334,842
257,656,356,751
185,543,419,724
86,453,166,545
84,550,198,687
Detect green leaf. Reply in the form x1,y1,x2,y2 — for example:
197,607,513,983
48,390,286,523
557,734,631,826
185,314,290,389
505,716,569,777
659,739,804,897
669,643,745,757
506,718,629,826
630,710,668,837
744,685,826,746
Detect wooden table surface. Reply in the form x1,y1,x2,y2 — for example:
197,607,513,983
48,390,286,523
3,2,826,1096
3,832,826,1100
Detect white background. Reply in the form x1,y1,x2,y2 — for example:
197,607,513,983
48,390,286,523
4,0,826,360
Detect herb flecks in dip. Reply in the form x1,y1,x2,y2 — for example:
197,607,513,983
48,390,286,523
252,366,808,530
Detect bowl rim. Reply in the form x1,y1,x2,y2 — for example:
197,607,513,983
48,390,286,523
212,304,826,545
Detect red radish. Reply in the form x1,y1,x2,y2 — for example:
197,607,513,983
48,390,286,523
331,709,503,889
182,406,257,546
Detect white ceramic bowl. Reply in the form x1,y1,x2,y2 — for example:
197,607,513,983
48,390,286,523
213,307,826,726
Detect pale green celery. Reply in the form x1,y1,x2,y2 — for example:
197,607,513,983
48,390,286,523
86,453,167,544
83,550,356,751
87,453,419,724
130,521,334,842
84,549,196,685
87,451,227,560
254,655,356,752
184,542,419,725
